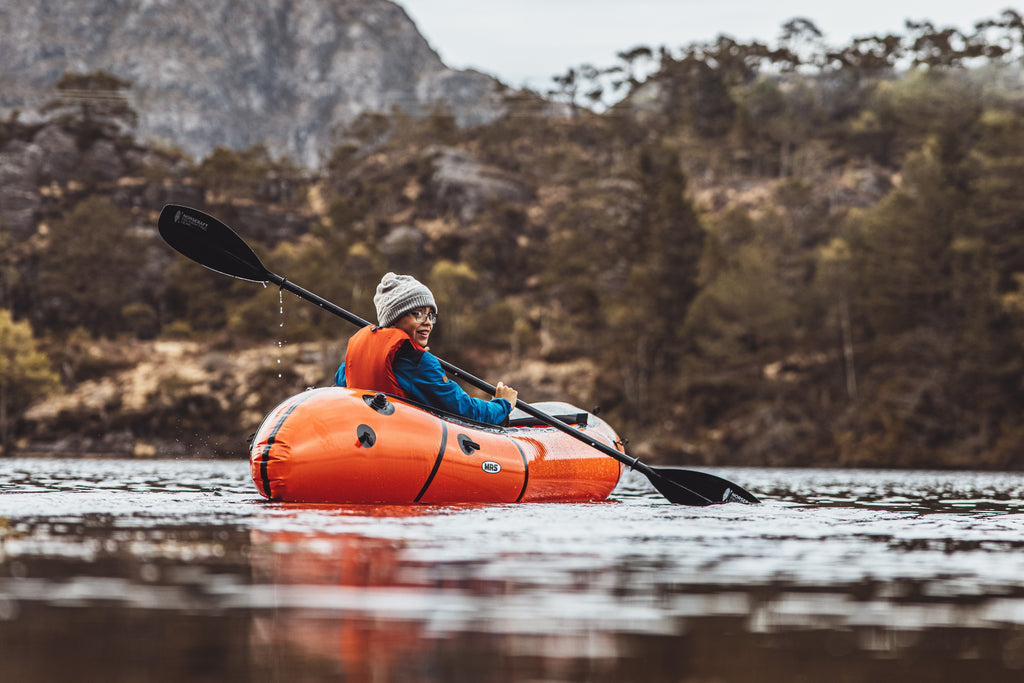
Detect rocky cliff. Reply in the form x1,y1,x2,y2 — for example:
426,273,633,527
0,0,507,167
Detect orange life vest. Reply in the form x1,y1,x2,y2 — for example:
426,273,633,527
343,326,424,397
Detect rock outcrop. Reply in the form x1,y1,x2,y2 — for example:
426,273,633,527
0,0,507,167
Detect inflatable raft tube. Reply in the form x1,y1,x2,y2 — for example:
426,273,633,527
250,387,624,504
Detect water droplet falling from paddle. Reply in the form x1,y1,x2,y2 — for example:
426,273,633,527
276,289,285,379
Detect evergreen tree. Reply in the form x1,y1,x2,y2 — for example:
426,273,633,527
684,207,801,361
600,144,704,422
35,196,147,336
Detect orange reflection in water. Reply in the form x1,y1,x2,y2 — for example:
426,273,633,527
248,504,488,681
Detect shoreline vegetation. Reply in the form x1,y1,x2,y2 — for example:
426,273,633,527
3,12,1024,469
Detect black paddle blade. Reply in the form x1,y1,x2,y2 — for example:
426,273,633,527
158,204,272,283
649,467,760,505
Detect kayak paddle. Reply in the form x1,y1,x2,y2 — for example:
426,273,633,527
157,203,760,505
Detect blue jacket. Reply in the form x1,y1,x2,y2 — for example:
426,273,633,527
334,340,512,425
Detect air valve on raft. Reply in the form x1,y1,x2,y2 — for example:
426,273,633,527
364,392,395,415
356,424,376,447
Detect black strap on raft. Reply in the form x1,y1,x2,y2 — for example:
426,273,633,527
258,391,318,499
414,422,448,503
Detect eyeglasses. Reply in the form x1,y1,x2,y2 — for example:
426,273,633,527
406,309,437,324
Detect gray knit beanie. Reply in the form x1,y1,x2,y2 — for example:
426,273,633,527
373,272,437,327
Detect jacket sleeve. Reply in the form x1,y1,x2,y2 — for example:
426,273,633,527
333,363,347,387
393,348,511,425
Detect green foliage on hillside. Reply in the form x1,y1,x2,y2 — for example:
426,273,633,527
6,11,1024,465
0,310,58,454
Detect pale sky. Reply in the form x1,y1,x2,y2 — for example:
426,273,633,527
397,1,1019,90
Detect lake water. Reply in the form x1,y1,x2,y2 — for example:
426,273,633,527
1,458,1023,682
